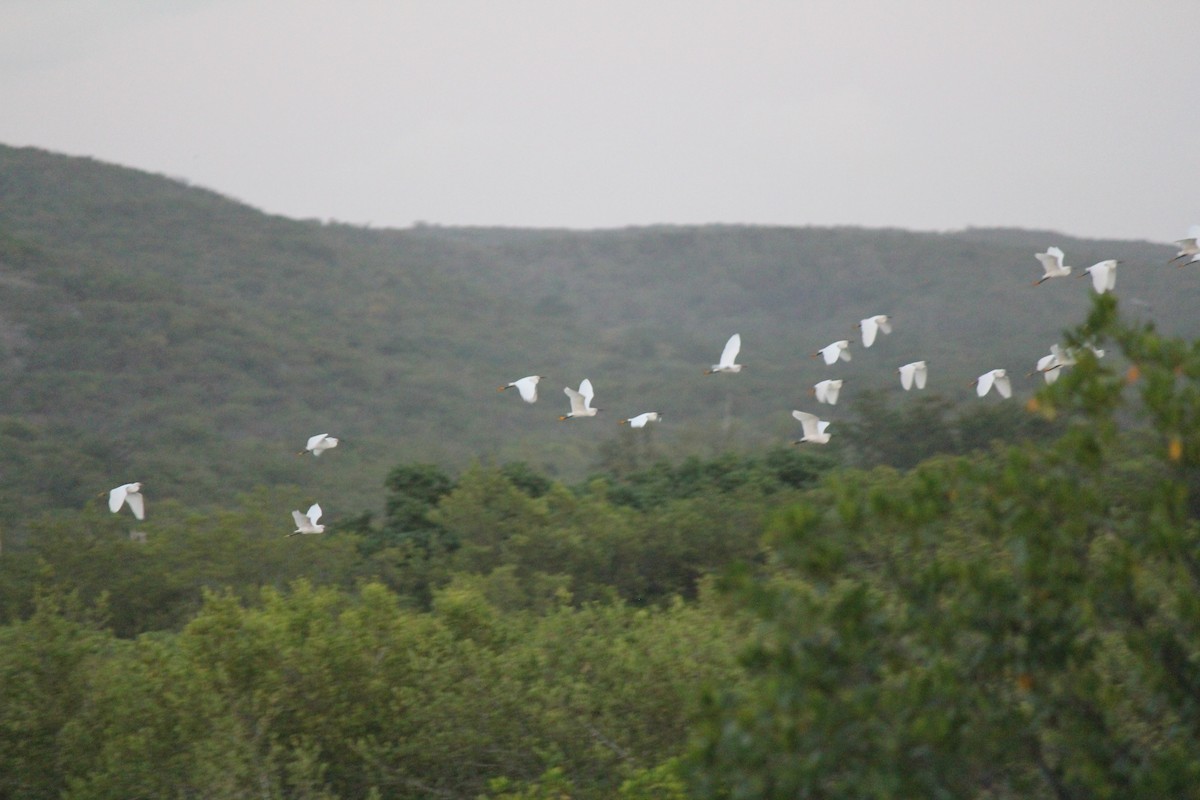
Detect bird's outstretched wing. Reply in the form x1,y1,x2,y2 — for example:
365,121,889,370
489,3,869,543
994,373,1013,398
977,371,996,397
861,318,879,347
1035,247,1064,275
914,362,927,389
719,334,741,367
307,504,323,525
108,485,127,513
126,491,145,520
792,409,819,439
1088,261,1116,293
1174,237,1199,255
564,386,589,416
516,377,538,403
819,343,842,365
578,379,595,409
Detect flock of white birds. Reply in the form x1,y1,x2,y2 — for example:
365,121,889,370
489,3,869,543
102,230,1200,534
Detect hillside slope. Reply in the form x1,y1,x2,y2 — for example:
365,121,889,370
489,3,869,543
0,144,1192,524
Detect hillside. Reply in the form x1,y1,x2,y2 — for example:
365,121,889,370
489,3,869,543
0,143,1192,526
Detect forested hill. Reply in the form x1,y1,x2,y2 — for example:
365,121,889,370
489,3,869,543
0,143,1192,522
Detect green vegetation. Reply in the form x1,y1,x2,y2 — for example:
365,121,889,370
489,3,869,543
0,144,1190,534
692,296,1200,798
3,145,1200,796
2,290,1200,797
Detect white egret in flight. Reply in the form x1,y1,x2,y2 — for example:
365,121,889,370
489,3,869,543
499,375,543,403
812,379,843,405
813,340,852,365
107,482,145,520
704,334,743,374
289,504,325,536
974,368,1012,398
791,410,832,444
1171,236,1200,266
560,379,599,420
1080,260,1118,294
857,315,892,347
898,361,928,391
620,411,662,428
1033,246,1072,284
1030,345,1076,384
299,433,339,457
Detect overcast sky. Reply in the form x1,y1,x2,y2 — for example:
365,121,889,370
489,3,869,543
2,1,1197,242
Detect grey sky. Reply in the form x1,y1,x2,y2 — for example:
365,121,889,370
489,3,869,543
2,1,1197,242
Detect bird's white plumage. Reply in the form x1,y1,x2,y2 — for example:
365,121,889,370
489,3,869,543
976,368,1012,398
859,315,891,348
1083,260,1117,293
621,411,661,428
791,410,832,444
303,433,339,456
1035,344,1077,384
898,361,927,391
290,503,324,535
502,375,542,403
1034,246,1071,283
1171,237,1200,266
814,379,843,405
815,340,851,365
562,378,598,418
707,334,743,373
108,482,145,520
1036,352,1062,384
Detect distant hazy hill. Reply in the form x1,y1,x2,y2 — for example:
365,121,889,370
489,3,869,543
0,144,1191,523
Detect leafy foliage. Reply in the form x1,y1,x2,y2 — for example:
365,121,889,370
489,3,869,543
691,295,1200,798
0,144,1192,530
6,145,1200,798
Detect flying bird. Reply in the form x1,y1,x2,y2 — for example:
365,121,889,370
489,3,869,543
1033,246,1072,284
560,379,599,420
857,315,892,347
107,482,145,520
898,360,928,390
812,379,843,405
704,334,743,374
620,411,662,428
1080,260,1118,294
1034,352,1061,384
791,410,832,444
812,340,852,365
1170,237,1200,267
499,375,543,403
974,368,1012,398
289,504,324,536
1031,345,1074,384
299,433,339,457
